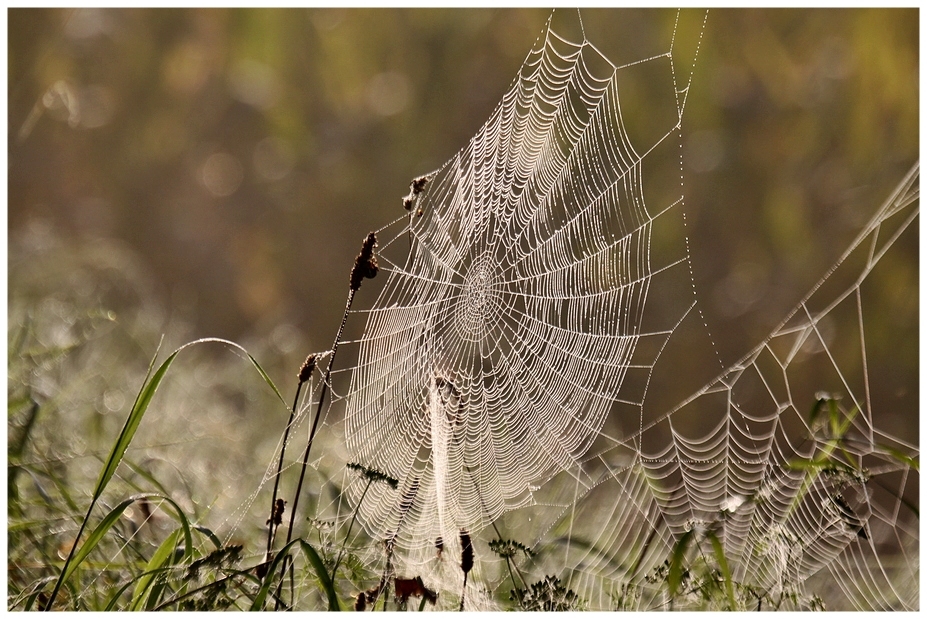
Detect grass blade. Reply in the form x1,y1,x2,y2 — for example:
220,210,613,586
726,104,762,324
250,540,299,611
59,496,137,586
105,566,174,611
94,349,178,497
130,528,182,610
194,524,223,550
248,538,341,611
47,331,160,607
706,530,737,609
59,493,192,586
300,539,341,611
667,528,694,598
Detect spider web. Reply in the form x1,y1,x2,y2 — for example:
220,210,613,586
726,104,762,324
307,9,917,610
341,9,666,553
519,160,920,611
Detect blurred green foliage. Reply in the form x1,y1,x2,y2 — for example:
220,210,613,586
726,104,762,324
9,8,916,345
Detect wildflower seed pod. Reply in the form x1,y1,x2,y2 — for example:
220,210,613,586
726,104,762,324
297,353,317,384
411,174,430,195
350,232,379,292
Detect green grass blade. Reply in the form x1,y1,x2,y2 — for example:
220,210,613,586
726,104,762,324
58,494,192,590
93,349,178,497
243,350,287,406
248,538,341,611
706,531,737,609
59,496,137,585
881,445,919,472
300,539,341,611
8,399,40,503
156,494,194,561
249,541,299,611
130,528,182,610
179,337,288,408
194,524,223,550
91,337,287,503
104,566,174,611
18,576,57,610
48,337,284,609
667,528,694,598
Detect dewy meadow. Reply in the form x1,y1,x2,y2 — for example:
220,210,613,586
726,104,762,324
8,8,918,611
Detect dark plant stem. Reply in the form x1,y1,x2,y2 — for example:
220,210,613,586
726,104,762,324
504,557,518,594
47,521,88,610
488,519,528,590
331,477,372,581
263,380,305,560
459,572,469,612
268,233,376,608
263,355,316,610
378,542,394,611
285,290,354,546
274,291,355,608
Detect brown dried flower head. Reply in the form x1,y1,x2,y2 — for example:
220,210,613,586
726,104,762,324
350,232,379,292
297,353,317,384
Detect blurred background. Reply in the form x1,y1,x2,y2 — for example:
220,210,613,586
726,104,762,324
7,7,918,548
9,7,916,342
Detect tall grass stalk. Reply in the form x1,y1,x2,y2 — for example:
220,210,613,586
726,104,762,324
274,232,378,606
263,354,316,568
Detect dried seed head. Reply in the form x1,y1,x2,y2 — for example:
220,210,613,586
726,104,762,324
347,462,399,490
364,580,383,606
401,174,432,212
489,538,534,559
435,536,444,559
411,174,431,195
350,232,379,292
354,592,367,611
266,498,285,526
298,353,317,384
460,530,473,576
188,544,243,580
394,576,437,606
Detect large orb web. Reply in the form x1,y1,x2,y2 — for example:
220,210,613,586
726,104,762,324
343,12,674,553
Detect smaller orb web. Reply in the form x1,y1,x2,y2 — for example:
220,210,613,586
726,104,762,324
325,9,917,611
